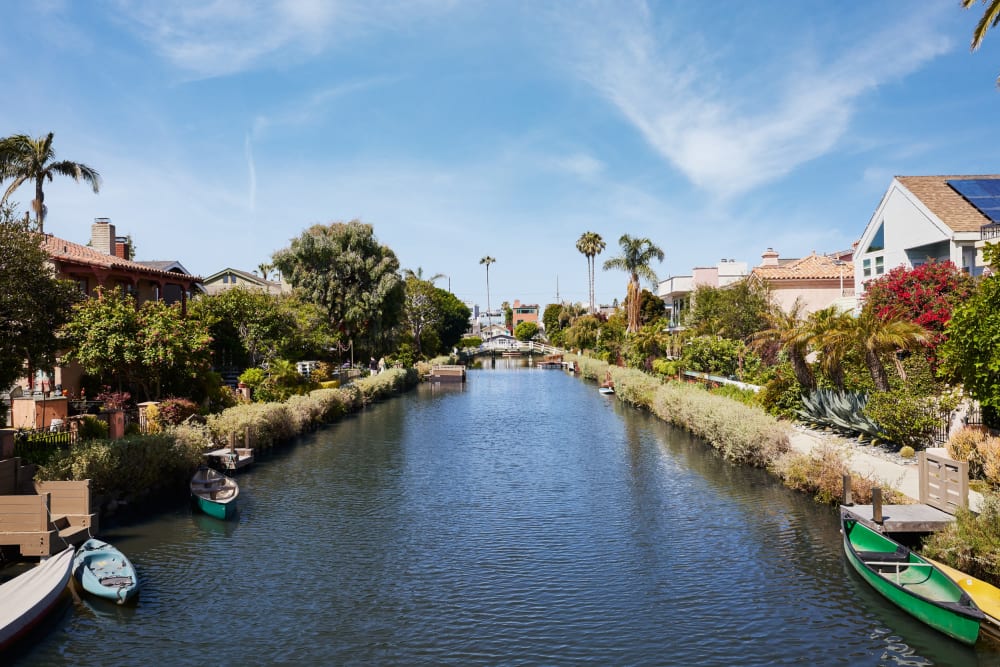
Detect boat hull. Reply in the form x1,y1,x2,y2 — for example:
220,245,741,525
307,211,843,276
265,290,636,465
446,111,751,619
842,512,983,645
190,466,239,521
73,538,139,604
0,546,74,651
194,494,237,520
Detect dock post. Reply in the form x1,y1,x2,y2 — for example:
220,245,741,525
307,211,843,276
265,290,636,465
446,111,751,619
244,427,251,448
228,432,236,453
872,487,883,524
842,474,853,506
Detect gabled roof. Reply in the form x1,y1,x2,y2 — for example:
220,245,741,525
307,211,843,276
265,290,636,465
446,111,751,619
203,267,280,287
41,234,203,281
751,252,853,281
137,260,193,274
896,175,999,233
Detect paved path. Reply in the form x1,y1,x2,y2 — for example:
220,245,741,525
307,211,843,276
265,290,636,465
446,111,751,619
787,426,983,513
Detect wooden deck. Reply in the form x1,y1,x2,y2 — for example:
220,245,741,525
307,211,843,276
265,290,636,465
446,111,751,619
430,365,466,383
205,447,254,472
840,504,956,534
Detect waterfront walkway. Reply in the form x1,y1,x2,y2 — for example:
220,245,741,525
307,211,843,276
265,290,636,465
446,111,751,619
788,425,984,513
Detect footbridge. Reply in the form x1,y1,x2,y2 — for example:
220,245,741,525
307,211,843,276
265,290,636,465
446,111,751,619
476,339,564,356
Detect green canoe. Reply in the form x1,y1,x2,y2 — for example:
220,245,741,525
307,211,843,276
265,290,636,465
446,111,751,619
842,510,985,645
190,466,239,521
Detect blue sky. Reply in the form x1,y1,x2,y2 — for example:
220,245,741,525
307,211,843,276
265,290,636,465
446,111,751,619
2,1,999,310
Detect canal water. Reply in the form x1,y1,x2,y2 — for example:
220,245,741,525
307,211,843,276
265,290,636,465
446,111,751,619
9,364,998,665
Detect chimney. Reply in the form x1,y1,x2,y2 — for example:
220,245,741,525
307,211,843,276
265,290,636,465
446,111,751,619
90,218,115,255
115,236,130,259
761,247,779,267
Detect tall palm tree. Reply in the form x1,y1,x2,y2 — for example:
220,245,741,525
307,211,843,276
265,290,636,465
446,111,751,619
0,132,101,233
822,307,930,392
602,235,664,333
576,231,606,314
257,262,272,281
479,256,495,328
806,306,853,390
964,0,1000,83
403,267,446,284
752,299,816,391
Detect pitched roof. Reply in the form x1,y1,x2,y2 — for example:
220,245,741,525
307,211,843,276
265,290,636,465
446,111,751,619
751,252,853,282
203,267,281,287
41,234,203,281
137,260,193,274
896,175,999,233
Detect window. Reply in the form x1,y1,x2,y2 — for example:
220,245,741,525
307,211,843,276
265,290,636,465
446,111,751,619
867,223,884,253
863,258,871,278
222,275,229,284
875,256,884,275
77,279,88,295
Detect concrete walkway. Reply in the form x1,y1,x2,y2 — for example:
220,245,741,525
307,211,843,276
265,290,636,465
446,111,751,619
787,426,983,513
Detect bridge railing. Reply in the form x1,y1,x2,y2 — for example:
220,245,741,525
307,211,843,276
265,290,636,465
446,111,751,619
477,339,562,355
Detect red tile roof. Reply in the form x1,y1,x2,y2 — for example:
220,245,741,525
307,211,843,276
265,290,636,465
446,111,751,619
41,234,203,281
751,252,853,281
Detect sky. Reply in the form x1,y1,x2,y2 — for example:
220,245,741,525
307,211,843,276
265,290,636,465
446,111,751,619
2,1,999,311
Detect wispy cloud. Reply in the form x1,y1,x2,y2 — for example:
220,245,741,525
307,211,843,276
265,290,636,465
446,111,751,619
559,3,952,198
250,78,394,139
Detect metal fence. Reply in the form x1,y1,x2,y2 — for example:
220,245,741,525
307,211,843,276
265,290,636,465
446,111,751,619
12,426,76,465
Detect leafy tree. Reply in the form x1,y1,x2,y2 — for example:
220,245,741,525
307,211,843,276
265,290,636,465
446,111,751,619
687,280,771,342
638,289,666,326
940,275,1000,413
0,207,81,393
602,234,664,333
61,288,213,400
403,267,445,284
627,321,669,370
402,276,439,357
0,133,101,233
514,321,539,342
576,231,605,313
963,0,1000,83
502,301,513,329
431,287,471,352
862,260,973,367
272,221,404,357
597,313,627,362
563,314,602,350
189,287,297,369
543,303,563,337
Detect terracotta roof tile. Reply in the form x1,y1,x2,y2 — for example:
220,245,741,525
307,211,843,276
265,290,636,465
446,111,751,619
896,175,999,233
751,252,854,281
41,234,203,281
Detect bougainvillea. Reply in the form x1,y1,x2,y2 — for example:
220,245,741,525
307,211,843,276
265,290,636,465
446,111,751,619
862,260,974,366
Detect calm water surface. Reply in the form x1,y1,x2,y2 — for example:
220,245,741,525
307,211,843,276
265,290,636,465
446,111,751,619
9,363,999,665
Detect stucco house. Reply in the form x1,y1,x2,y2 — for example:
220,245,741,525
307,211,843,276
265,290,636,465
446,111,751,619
854,175,999,295
511,300,539,330
748,248,855,316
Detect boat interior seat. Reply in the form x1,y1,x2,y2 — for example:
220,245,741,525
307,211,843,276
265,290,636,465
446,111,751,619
857,547,910,563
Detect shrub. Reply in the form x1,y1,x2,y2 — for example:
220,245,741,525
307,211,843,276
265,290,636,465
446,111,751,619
158,398,200,426
710,384,760,408
611,367,662,409
651,381,789,467
899,445,916,459
980,437,1000,489
947,427,987,479
770,444,904,505
652,358,681,379
758,363,803,420
864,390,942,449
922,493,1000,583
143,404,163,434
798,389,883,440
78,415,109,440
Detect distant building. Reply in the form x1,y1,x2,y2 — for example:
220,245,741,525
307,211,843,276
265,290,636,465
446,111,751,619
658,259,748,329
748,248,855,315
202,268,289,296
511,300,539,330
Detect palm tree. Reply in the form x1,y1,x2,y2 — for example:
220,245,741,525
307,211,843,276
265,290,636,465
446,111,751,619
806,306,853,390
752,299,816,391
257,262,272,281
0,133,101,233
576,231,606,314
479,256,495,328
821,307,930,392
964,0,1000,83
602,235,664,333
403,267,446,284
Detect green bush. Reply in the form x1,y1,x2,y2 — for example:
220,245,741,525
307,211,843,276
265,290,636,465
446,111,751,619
652,358,681,379
650,381,789,467
770,444,903,506
864,390,941,449
158,397,200,426
758,365,803,420
611,367,663,409
710,384,760,408
79,415,109,439
921,493,1000,583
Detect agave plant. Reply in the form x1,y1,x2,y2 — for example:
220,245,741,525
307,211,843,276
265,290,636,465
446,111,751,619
798,388,885,441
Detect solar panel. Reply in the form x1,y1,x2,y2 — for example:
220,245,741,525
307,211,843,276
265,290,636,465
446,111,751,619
948,179,1000,223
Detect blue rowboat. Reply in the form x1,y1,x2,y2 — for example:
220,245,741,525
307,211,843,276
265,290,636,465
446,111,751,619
190,466,239,520
73,538,138,604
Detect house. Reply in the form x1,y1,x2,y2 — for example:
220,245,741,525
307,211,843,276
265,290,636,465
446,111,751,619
855,175,999,295
202,267,288,296
19,218,203,404
748,248,855,316
511,300,539,330
658,259,748,329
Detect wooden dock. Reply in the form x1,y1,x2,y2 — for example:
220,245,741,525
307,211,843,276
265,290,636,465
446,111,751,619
205,447,254,472
430,365,466,383
840,503,956,534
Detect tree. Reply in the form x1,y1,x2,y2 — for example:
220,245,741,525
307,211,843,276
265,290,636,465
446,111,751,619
514,321,539,342
820,306,930,392
576,231,605,313
60,288,212,400
638,289,666,326
402,276,439,358
0,207,81,395
602,234,664,334
963,0,1000,83
431,287,471,352
502,301,513,329
543,304,563,337
940,275,1000,413
257,263,272,281
479,256,495,325
0,133,101,233
272,221,405,357
686,280,771,342
403,267,446,285
862,260,973,367
752,300,815,391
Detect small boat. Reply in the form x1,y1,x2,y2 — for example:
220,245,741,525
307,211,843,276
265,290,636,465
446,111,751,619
842,510,986,645
0,546,75,651
190,466,239,520
73,538,139,604
599,385,615,395
927,557,1000,640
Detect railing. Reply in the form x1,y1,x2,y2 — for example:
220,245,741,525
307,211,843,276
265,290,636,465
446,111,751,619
13,426,76,465
982,223,1000,241
477,340,562,355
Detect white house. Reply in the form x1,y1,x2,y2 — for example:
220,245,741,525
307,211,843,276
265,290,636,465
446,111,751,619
658,259,748,329
854,175,998,295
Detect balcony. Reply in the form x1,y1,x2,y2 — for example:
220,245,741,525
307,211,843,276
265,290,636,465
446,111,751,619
981,222,1000,241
